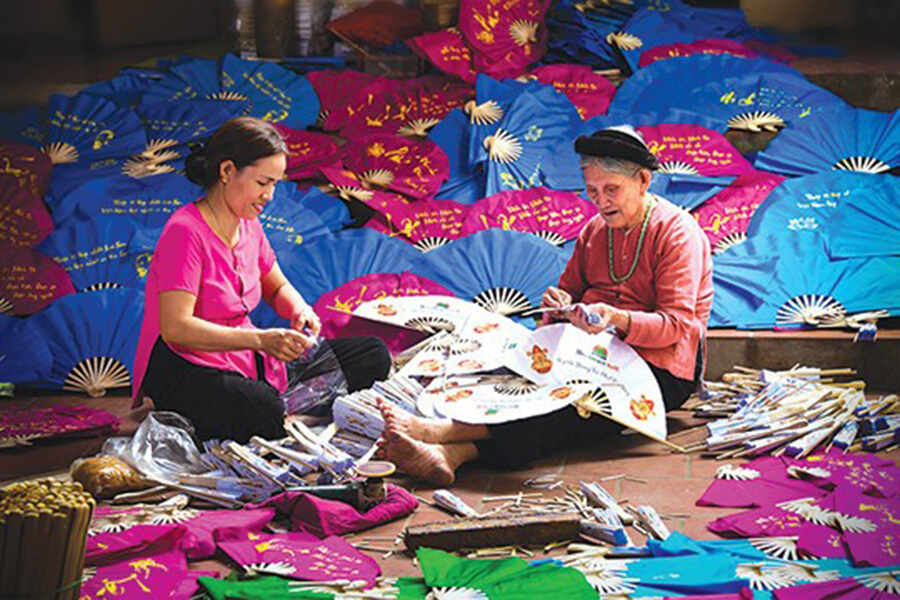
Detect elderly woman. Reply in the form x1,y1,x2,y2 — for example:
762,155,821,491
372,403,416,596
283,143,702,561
380,126,713,485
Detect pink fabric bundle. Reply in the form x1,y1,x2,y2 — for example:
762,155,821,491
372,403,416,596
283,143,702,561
0,242,76,315
0,404,118,447
273,124,341,181
218,531,381,586
528,64,615,120
254,484,418,538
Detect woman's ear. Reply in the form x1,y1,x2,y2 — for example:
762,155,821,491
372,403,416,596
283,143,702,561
219,159,236,183
638,168,652,194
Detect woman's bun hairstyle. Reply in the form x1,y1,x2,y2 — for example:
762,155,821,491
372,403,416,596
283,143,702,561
184,116,288,188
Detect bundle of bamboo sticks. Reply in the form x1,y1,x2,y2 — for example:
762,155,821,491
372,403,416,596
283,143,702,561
0,479,95,599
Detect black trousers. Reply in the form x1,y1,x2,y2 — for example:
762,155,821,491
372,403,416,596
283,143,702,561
142,336,391,443
475,350,702,470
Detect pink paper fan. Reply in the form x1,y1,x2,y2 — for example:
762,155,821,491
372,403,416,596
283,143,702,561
0,242,76,315
527,64,615,120
832,487,900,568
367,197,470,248
80,548,188,600
307,69,380,131
775,577,900,600
218,532,381,586
640,39,762,68
273,124,342,181
320,166,414,215
340,133,450,199
787,449,900,499
314,272,454,350
0,177,54,247
0,404,119,449
407,28,478,84
692,170,784,254
461,187,597,245
696,456,827,509
0,139,53,197
340,76,473,139
637,123,756,177
459,0,551,79
87,521,186,566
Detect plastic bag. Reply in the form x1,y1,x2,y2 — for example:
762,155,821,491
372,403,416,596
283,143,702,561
102,412,209,484
281,338,349,416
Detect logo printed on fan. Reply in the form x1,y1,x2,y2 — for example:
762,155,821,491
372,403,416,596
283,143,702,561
589,344,609,364
527,344,553,374
629,395,656,421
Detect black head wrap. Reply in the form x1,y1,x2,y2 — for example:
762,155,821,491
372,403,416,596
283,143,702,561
574,127,660,171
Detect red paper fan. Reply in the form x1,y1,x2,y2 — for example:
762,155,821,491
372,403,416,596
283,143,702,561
0,176,54,247
0,242,76,315
272,124,341,181
306,70,379,131
459,0,551,79
407,28,478,84
526,64,615,120
340,133,449,199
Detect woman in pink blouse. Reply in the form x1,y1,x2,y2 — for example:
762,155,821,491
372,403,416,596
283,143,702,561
134,117,390,442
379,126,713,485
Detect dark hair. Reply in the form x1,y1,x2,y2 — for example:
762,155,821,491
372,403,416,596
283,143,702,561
184,117,288,188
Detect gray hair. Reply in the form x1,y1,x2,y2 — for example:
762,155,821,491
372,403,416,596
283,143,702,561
578,155,648,179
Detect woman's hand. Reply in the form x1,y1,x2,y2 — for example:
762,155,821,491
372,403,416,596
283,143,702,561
568,303,612,334
540,286,573,324
290,305,321,338
259,328,314,362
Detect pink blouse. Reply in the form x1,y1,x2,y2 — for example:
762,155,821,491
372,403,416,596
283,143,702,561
558,196,713,381
132,202,287,404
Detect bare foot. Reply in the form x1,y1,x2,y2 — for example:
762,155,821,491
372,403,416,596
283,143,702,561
378,399,449,443
383,429,455,486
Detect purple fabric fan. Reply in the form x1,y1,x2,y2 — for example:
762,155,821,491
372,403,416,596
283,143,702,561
787,449,900,499
0,404,119,450
86,522,186,566
0,242,76,315
79,548,188,600
218,532,381,586
696,456,828,509
0,177,53,247
774,576,900,599
832,486,900,567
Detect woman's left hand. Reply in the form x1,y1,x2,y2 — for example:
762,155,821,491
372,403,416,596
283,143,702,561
568,303,612,334
291,305,321,337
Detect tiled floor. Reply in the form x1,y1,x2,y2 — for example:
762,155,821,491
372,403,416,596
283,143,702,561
4,392,896,579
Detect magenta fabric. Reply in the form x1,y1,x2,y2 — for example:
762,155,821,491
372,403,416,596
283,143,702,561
174,570,221,600
273,124,341,181
0,178,54,247
742,40,798,64
341,133,450,200
639,39,761,68
367,197,470,244
86,522,186,566
692,170,784,252
0,242,76,315
0,404,119,448
774,577,900,600
218,532,381,586
0,139,53,197
307,70,380,132
461,187,597,241
79,547,188,600
832,487,900,567
787,449,900,499
696,456,828,509
255,484,418,538
459,0,551,79
340,76,473,139
529,65,615,120
320,166,414,214
132,203,285,404
637,124,756,177
407,29,478,84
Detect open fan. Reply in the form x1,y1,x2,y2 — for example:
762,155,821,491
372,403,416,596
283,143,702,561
50,172,201,227
0,179,53,247
459,0,552,79
527,64,616,120
306,69,379,130
408,229,568,318
637,123,756,177
754,106,900,176
827,175,900,259
258,182,333,255
340,76,473,139
366,197,470,252
340,133,450,200
429,109,488,205
832,488,900,568
140,56,224,104
775,572,900,600
272,124,340,181
407,28,479,84
648,172,736,211
0,315,52,384
37,216,147,291
82,67,162,109
0,139,53,196
29,287,144,396
294,186,352,232
604,8,700,74
0,242,76,315
0,92,147,166
320,165,415,216
640,38,761,68
707,252,777,328
461,187,597,246
465,74,540,169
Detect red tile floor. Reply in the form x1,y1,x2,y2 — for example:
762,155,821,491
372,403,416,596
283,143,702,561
2,391,896,579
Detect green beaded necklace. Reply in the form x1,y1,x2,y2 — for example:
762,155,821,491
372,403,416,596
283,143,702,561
608,196,655,284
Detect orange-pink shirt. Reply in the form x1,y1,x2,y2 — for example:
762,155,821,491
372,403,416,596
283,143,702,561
558,195,713,381
132,202,287,403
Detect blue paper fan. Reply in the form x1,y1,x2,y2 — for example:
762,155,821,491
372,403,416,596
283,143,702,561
50,172,201,226
29,288,144,396
754,106,900,176
259,181,333,254
219,55,320,129
82,68,163,109
429,108,487,204
0,93,147,166
0,315,52,384
608,8,699,74
649,172,736,210
708,252,777,328
480,89,584,196
465,75,539,169
45,157,180,207
37,217,147,291
135,99,248,164
408,230,568,318
827,176,900,259
294,186,352,232
140,56,224,104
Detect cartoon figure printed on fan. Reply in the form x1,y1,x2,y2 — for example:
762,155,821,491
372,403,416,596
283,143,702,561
132,117,390,442
378,126,713,485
